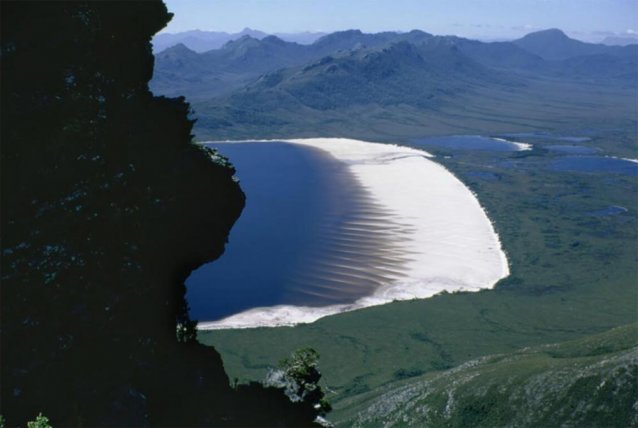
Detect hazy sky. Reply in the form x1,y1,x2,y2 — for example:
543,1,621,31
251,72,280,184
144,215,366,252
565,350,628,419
160,0,638,41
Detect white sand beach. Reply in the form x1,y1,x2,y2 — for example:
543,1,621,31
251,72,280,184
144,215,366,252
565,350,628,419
198,138,510,330
492,137,533,151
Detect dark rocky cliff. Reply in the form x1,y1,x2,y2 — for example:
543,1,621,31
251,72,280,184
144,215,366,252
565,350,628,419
1,1,317,426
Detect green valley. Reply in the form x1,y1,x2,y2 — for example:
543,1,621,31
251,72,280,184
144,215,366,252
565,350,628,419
199,130,637,425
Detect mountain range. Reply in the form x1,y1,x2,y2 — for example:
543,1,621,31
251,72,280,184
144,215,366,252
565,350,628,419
152,28,326,53
150,28,638,140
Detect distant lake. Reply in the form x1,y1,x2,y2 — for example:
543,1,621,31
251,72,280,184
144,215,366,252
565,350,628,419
549,156,638,176
586,206,628,217
186,142,407,322
409,135,523,152
499,132,591,142
546,145,598,154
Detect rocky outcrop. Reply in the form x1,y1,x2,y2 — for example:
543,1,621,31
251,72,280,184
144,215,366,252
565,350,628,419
0,1,317,426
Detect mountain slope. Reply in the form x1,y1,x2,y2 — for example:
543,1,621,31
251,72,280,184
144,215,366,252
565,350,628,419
208,35,311,73
310,29,433,56
335,324,638,427
452,38,545,70
241,41,499,110
151,35,315,99
151,30,435,100
189,31,636,141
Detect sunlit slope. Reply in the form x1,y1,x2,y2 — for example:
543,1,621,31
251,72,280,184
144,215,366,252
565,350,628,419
335,323,638,427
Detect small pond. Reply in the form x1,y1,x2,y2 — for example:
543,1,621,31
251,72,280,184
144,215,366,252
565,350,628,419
586,206,628,217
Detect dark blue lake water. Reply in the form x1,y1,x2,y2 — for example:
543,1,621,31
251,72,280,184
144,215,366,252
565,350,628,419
465,171,500,181
186,142,408,322
546,145,598,154
549,156,638,176
409,135,520,152
498,132,591,142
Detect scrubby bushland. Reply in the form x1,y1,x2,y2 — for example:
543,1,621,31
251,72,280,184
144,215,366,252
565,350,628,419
1,1,319,426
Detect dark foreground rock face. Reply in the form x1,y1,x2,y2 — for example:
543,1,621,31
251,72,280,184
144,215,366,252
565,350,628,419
1,2,318,426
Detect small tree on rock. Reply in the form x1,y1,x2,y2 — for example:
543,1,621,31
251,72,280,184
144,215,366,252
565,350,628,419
27,413,52,428
267,347,332,415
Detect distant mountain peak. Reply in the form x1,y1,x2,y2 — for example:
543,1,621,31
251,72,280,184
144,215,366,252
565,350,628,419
521,28,569,41
222,35,260,49
162,43,196,55
512,28,610,60
513,27,634,61
407,29,433,37
237,27,268,38
236,35,257,42
314,29,364,44
336,29,364,36
262,35,287,45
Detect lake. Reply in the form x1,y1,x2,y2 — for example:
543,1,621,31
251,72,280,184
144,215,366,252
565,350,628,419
549,156,638,176
586,206,628,217
498,132,591,142
186,142,408,322
545,145,598,154
409,135,527,152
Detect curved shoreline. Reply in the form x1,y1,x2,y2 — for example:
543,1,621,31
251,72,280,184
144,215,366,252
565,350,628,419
198,138,510,330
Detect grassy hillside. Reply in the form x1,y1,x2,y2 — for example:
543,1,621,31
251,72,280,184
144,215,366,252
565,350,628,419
335,323,638,427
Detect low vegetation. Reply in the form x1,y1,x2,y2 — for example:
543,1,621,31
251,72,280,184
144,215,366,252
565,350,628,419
337,323,638,426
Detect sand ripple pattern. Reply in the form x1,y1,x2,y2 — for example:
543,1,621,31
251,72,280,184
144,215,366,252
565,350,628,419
198,138,509,329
